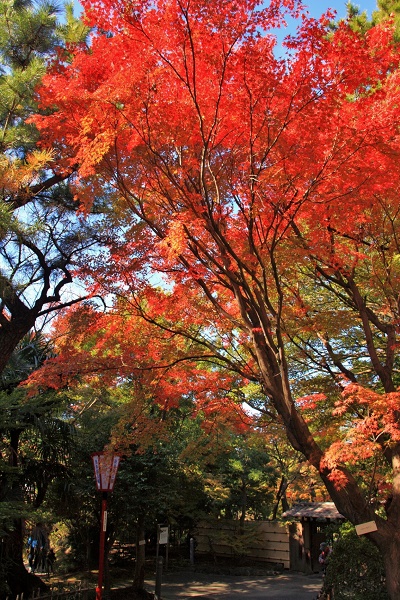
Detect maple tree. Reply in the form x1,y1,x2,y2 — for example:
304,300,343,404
25,302,255,594
30,0,400,595
27,301,250,433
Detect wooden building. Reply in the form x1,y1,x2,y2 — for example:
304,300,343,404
282,502,345,573
194,502,345,572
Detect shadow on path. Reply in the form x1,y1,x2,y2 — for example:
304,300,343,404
145,570,323,600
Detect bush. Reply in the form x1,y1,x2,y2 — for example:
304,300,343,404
323,523,388,600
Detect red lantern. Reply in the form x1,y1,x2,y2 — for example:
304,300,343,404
92,452,121,492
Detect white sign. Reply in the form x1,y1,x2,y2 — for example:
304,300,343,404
355,521,378,536
159,526,169,545
103,511,108,532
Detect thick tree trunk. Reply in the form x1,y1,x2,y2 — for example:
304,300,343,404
377,448,400,598
2,521,47,600
282,407,400,599
249,333,400,595
382,536,400,599
133,517,146,591
0,322,36,374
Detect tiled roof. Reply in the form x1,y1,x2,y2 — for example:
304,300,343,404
282,502,345,520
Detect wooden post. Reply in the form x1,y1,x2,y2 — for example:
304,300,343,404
155,556,163,599
96,492,108,600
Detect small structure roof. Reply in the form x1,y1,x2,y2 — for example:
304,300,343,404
282,502,345,521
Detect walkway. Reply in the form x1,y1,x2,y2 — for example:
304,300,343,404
146,571,323,599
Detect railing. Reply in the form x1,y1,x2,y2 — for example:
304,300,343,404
8,582,92,600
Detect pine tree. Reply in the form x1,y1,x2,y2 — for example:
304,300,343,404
0,0,93,375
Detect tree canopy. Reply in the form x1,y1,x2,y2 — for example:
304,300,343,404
22,0,400,597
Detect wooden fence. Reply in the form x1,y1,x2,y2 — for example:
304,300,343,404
8,582,91,600
195,519,290,568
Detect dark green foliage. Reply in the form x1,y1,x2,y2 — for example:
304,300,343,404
324,523,389,600
373,0,400,39
0,0,88,156
0,332,51,391
203,432,276,522
344,0,400,40
0,333,75,597
57,431,212,570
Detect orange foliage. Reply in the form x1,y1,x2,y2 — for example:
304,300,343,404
27,0,400,545
26,303,251,443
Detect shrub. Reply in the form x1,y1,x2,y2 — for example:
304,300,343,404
323,523,388,600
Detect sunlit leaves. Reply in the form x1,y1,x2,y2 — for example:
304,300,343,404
28,0,400,549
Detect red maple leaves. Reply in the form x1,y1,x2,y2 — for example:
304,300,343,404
26,0,400,543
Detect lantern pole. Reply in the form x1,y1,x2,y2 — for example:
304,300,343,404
92,452,121,600
96,491,108,600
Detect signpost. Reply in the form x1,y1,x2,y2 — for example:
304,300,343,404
155,524,169,598
158,526,169,546
92,452,121,600
156,524,169,570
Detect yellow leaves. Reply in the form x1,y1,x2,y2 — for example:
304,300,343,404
80,114,96,136
204,476,230,501
75,112,121,177
158,218,188,261
87,133,114,165
0,149,55,194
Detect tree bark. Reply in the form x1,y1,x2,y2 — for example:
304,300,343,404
2,522,48,600
0,313,36,374
382,536,400,599
133,517,146,591
272,476,289,520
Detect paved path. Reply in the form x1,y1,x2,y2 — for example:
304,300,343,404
146,571,323,600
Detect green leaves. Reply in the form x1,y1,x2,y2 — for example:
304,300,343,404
0,0,58,156
57,1,89,47
324,523,389,600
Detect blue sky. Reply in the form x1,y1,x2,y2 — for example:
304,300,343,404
305,0,377,19
70,0,379,38
270,1,379,50
72,0,378,20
